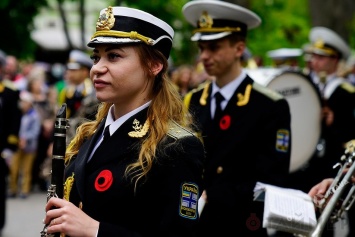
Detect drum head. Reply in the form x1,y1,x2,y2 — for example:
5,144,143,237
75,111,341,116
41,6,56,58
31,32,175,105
268,71,322,173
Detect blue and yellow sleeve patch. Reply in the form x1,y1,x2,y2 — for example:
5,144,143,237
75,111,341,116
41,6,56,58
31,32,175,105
179,182,198,219
276,129,290,153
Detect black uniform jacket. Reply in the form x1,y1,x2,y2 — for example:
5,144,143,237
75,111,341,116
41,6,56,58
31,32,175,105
0,82,21,154
184,75,291,235
0,81,21,230
59,78,96,119
64,108,205,237
320,80,355,177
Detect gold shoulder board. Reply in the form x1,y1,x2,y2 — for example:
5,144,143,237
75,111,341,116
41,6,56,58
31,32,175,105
340,82,355,93
253,81,283,101
3,80,17,91
183,81,211,108
167,121,193,140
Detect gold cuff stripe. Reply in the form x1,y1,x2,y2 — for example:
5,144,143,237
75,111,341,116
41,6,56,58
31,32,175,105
91,30,154,45
193,27,241,34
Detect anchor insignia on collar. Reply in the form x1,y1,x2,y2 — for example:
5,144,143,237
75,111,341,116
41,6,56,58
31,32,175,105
128,119,150,138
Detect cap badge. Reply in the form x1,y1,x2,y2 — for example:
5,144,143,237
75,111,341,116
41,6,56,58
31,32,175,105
198,11,213,29
313,38,338,57
96,6,115,31
314,39,325,49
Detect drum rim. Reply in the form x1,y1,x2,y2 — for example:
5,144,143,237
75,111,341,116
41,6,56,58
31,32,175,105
273,69,322,172
272,69,322,105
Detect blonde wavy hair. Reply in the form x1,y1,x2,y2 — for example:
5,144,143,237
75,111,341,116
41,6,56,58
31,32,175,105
65,44,193,187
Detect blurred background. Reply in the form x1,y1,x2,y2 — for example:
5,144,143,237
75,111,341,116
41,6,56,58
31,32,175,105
0,1,354,236
0,0,354,67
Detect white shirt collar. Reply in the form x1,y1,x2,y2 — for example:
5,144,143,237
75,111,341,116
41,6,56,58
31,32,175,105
210,70,247,117
211,69,247,101
104,101,151,136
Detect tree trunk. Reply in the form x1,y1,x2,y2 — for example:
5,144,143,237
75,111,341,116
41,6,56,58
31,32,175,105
221,0,250,8
57,0,73,50
79,0,85,50
114,0,122,5
309,0,354,44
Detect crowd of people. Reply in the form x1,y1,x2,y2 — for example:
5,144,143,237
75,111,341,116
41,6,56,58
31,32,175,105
0,46,102,235
1,0,355,236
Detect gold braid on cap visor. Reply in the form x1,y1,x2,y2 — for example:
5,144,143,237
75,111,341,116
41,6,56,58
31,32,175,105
193,26,241,34
312,39,338,57
91,30,155,45
311,45,338,57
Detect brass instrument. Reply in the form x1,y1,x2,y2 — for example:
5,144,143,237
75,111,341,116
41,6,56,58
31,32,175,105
310,144,355,237
41,104,69,237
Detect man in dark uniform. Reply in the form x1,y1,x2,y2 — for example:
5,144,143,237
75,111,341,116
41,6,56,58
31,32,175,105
267,48,303,70
0,49,21,235
59,49,97,119
58,49,99,143
182,1,292,236
306,27,355,237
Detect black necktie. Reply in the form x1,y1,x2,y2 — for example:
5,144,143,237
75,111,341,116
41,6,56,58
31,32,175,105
214,92,224,121
102,125,111,142
91,125,111,160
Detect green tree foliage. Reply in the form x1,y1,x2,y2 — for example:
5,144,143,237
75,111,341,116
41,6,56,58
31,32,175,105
0,0,48,59
248,0,312,66
2,0,354,66
119,0,195,67
120,0,318,67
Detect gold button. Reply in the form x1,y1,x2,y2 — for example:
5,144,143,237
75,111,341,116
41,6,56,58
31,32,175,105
217,166,223,174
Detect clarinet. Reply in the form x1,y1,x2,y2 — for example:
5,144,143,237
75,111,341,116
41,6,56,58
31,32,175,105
41,104,69,237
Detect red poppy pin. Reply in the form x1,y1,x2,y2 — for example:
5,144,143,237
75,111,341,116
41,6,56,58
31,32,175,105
219,115,231,130
95,169,113,192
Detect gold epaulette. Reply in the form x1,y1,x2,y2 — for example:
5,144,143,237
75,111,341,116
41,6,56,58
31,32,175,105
183,81,211,109
236,84,252,106
63,173,75,201
167,121,194,140
340,82,355,93
183,92,193,109
3,80,17,91
0,80,17,92
252,81,283,101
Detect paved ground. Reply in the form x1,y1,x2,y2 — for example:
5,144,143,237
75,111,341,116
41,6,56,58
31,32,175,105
0,188,349,237
2,189,47,237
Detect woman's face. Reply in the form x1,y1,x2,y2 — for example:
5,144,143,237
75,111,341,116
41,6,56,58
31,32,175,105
90,45,152,109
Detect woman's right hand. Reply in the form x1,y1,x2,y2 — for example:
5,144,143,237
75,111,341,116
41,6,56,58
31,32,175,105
43,197,99,237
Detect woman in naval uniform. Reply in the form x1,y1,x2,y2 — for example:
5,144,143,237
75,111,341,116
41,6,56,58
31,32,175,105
42,6,204,237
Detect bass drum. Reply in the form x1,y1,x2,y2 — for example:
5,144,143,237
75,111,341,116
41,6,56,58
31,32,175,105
247,68,322,173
